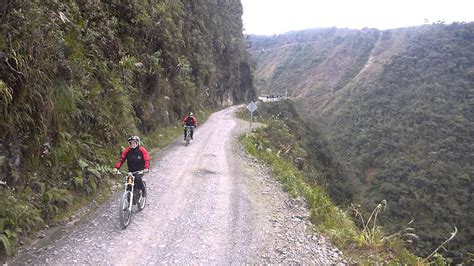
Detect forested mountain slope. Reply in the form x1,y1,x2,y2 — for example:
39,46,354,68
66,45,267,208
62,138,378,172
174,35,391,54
249,23,474,261
0,0,254,255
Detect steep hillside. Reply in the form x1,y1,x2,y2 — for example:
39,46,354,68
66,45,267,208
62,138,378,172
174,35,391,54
249,27,378,101
249,23,474,261
0,0,254,255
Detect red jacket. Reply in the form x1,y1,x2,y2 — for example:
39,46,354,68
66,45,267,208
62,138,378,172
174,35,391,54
181,115,197,127
115,146,150,172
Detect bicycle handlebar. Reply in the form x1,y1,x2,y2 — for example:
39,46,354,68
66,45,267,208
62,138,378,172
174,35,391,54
116,170,149,176
129,170,144,175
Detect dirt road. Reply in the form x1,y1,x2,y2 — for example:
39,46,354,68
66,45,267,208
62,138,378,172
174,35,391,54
8,105,344,264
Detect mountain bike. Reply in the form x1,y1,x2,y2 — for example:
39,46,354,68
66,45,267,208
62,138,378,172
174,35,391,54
184,125,194,146
118,170,147,229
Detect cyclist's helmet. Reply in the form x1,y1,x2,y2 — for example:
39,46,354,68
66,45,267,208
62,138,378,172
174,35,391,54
127,135,140,149
189,112,193,117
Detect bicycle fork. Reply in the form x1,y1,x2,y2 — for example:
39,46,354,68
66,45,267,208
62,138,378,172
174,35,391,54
127,176,135,211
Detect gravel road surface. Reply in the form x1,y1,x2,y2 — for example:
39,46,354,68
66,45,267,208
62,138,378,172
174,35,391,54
8,105,344,265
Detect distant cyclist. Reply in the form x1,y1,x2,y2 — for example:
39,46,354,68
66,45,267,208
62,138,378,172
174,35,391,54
115,136,150,196
181,112,198,140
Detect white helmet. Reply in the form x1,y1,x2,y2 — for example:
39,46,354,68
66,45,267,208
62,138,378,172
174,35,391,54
127,136,140,148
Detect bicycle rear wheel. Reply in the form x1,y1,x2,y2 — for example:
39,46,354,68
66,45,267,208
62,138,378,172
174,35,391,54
137,181,147,211
119,191,132,229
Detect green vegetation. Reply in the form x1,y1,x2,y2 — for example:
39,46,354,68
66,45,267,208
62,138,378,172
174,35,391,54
239,100,360,205
240,101,421,264
249,23,473,262
0,0,254,256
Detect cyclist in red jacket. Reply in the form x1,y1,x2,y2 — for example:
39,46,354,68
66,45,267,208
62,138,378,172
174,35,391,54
181,112,198,140
115,136,150,196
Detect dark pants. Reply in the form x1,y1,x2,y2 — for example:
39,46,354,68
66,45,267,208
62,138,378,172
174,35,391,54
184,127,194,139
134,174,145,191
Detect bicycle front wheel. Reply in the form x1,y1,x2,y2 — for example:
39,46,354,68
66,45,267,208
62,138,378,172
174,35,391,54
119,191,132,229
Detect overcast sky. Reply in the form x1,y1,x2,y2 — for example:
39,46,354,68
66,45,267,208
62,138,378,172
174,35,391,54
241,0,474,35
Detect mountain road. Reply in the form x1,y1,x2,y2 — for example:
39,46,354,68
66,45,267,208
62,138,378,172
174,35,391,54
8,105,344,264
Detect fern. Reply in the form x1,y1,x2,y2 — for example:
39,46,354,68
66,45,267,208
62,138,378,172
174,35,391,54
72,176,84,189
42,188,74,216
78,159,89,170
0,80,13,111
0,233,12,256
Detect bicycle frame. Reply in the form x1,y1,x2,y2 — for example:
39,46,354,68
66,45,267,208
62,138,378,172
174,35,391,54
124,173,135,211
123,171,144,209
